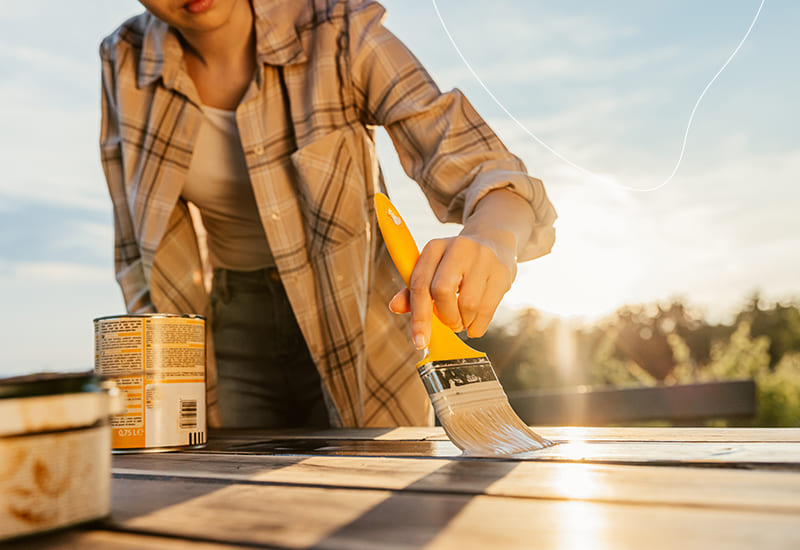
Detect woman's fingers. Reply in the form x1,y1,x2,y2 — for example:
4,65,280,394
429,241,476,333
465,271,510,338
389,289,411,314
392,235,515,348
408,239,448,349
455,266,488,333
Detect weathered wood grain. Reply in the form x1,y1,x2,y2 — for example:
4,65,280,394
528,441,800,467
206,427,800,444
2,529,241,549
113,453,800,513
18,428,800,549
106,476,800,550
532,427,800,443
194,434,800,468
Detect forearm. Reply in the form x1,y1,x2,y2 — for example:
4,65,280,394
460,188,536,272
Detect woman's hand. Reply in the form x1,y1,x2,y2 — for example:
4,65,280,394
388,188,535,349
389,233,516,347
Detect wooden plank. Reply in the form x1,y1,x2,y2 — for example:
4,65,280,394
529,427,800,443
529,441,800,468
113,453,800,512
198,436,461,456
205,427,438,444
1,529,241,549
508,380,757,425
187,437,800,468
203,427,800,446
106,476,800,549
414,427,800,443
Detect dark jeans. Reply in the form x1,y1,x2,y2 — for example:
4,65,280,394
211,267,329,429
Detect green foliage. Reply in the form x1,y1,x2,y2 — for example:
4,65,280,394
705,322,771,381
478,297,800,426
590,328,657,388
736,294,800,366
757,354,800,426
666,332,695,384
691,323,800,427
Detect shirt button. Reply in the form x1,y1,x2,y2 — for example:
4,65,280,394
271,212,280,220
254,144,265,156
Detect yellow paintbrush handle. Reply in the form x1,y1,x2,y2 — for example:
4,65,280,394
374,193,484,363
374,192,417,287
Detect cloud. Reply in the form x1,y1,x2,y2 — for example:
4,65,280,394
0,193,112,264
0,257,122,377
432,1,639,51
1,260,109,284
0,40,96,83
502,143,800,320
0,1,41,21
0,80,108,209
434,43,681,87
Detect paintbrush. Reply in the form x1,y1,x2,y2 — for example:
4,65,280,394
375,192,551,456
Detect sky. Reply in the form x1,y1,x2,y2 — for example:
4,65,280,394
0,0,797,377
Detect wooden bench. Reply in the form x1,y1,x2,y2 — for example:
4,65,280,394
507,380,757,426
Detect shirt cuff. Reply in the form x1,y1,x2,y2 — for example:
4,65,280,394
459,168,557,262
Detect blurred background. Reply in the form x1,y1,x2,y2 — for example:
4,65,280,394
1,1,797,425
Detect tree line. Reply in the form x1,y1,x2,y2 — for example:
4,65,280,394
466,294,800,426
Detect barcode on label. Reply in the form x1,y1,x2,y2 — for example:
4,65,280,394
179,399,198,429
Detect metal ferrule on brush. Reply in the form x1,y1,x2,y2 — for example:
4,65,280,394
417,357,498,396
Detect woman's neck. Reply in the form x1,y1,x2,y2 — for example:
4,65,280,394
180,0,256,110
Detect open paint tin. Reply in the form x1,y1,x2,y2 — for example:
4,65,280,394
94,314,207,452
0,372,120,541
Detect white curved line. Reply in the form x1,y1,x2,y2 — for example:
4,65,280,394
431,0,766,192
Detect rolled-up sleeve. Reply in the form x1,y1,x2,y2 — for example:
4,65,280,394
347,0,556,260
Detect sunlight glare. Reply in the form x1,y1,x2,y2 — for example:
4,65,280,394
504,189,644,320
554,319,578,382
555,500,610,550
552,464,600,501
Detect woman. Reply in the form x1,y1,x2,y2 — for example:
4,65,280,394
99,0,557,429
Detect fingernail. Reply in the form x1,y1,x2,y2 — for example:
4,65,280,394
414,334,427,350
453,323,464,333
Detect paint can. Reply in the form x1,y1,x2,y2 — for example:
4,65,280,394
0,372,121,541
93,314,207,452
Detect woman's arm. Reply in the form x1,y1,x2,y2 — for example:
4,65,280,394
348,0,556,347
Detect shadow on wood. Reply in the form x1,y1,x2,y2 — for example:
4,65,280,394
309,460,519,549
508,380,757,426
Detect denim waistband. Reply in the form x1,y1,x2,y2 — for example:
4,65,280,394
214,266,280,282
212,266,282,302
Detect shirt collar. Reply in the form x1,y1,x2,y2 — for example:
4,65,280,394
137,2,308,90
253,0,308,66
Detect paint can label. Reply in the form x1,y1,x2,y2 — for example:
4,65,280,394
93,314,206,450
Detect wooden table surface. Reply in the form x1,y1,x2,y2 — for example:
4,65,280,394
10,427,800,549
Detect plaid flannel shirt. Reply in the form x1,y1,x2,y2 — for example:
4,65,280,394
99,0,557,428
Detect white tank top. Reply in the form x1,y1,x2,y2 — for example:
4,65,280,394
182,106,274,271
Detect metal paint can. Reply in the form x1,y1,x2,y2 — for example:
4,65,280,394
93,314,207,452
0,372,120,541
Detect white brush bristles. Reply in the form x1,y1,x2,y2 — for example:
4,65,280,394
430,381,552,456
